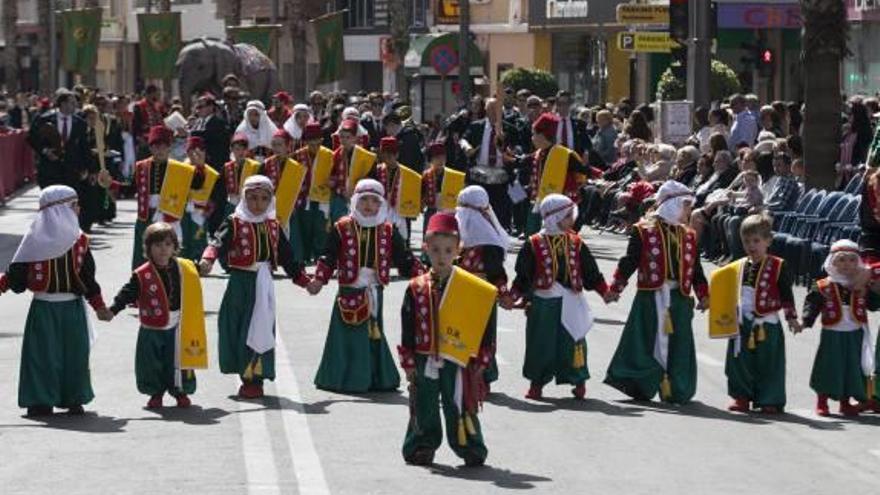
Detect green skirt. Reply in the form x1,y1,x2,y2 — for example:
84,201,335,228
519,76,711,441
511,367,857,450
725,319,786,408
218,270,276,383
289,203,329,265
329,194,349,224
810,329,869,402
525,210,542,237
135,327,197,396
132,219,148,270
523,296,589,387
180,212,207,262
604,289,697,404
314,287,400,393
18,299,94,409
483,305,499,384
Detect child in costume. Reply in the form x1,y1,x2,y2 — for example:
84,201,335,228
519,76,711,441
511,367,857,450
107,223,204,409
455,185,509,387
421,141,449,232
800,240,878,417
308,179,423,393
370,136,410,240
180,135,218,262
220,132,262,218
506,194,609,400
328,119,362,224
199,175,311,399
604,180,709,404
290,122,332,264
261,128,296,190
0,186,112,416
721,213,800,414
399,213,492,467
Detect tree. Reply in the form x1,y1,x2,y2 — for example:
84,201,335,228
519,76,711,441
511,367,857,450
221,0,242,30
801,0,848,189
286,0,327,100
657,59,741,102
36,0,51,92
2,0,18,93
500,67,559,99
387,0,408,94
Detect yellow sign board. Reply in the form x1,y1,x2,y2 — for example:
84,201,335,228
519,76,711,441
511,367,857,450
158,160,195,220
616,4,669,25
617,32,679,53
437,267,497,367
708,259,744,340
178,258,208,369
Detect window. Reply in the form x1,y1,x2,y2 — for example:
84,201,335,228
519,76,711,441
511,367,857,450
411,0,427,27
339,0,375,29
134,0,202,8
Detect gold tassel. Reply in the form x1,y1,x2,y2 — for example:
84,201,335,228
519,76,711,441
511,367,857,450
242,361,254,381
664,311,674,334
464,414,477,436
457,418,467,446
747,330,756,351
253,356,263,377
573,344,585,369
756,324,766,343
368,320,381,340
660,374,672,400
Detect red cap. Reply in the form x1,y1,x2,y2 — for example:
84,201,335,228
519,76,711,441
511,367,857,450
38,97,51,109
198,92,216,105
379,136,399,153
231,132,249,146
532,112,560,141
273,91,292,104
428,140,446,157
273,128,293,142
147,125,173,146
303,122,323,141
426,212,459,236
339,118,359,134
186,136,206,152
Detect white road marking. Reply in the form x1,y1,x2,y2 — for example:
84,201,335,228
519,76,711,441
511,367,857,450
274,331,331,495
869,449,880,459
238,396,281,495
696,352,724,367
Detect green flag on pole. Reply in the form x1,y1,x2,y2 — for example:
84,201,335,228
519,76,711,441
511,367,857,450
312,12,345,84
228,25,279,58
137,12,182,79
60,8,103,75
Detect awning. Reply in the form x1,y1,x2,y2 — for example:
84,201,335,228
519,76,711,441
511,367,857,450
404,32,484,77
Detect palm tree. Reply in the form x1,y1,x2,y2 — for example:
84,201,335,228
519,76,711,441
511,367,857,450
387,0,409,94
800,0,849,189
286,0,327,100
2,0,19,93
36,0,52,92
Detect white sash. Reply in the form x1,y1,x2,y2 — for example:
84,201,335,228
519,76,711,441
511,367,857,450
246,262,277,354
534,281,594,342
825,305,875,376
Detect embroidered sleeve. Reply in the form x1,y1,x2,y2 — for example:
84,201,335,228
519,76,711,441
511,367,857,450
802,283,824,328
398,290,417,370
204,216,233,263
692,259,709,301
110,273,140,314
79,250,103,301
612,228,642,292
510,241,536,302
4,263,27,294
778,261,797,320
580,242,608,296
314,226,341,284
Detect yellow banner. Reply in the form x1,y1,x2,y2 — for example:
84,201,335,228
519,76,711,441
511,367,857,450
178,258,208,369
308,146,334,203
397,164,422,218
158,160,195,220
275,158,307,226
348,145,376,192
189,164,219,203
439,167,466,210
709,259,744,339
437,267,497,367
240,158,262,191
539,145,570,202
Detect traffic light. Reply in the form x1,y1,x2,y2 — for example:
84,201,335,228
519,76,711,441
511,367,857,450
759,48,774,78
669,0,689,42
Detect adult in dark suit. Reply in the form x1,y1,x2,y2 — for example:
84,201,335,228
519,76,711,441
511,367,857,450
188,94,230,171
382,112,425,173
27,89,91,190
554,90,591,158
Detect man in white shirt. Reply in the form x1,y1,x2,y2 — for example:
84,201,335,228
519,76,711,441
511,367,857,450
728,94,758,151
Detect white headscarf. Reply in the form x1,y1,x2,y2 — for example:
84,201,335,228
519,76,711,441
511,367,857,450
455,185,509,252
11,186,82,264
539,194,578,236
236,100,278,150
234,175,276,223
339,106,370,138
283,103,312,141
350,179,388,228
823,240,865,288
654,180,695,226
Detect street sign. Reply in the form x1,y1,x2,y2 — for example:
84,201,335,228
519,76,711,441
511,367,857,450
429,44,459,76
616,4,669,25
617,32,679,53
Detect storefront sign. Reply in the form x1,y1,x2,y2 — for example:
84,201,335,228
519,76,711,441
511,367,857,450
617,31,678,53
530,0,626,26
616,4,669,25
546,0,589,19
717,3,801,29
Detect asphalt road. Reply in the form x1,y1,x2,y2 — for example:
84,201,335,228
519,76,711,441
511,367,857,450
0,187,878,494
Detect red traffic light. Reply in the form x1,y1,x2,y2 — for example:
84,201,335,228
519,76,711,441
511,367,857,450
761,49,773,64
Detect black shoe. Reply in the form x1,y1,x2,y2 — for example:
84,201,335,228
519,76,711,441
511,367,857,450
464,455,486,468
405,448,435,466
26,406,53,417
66,405,85,415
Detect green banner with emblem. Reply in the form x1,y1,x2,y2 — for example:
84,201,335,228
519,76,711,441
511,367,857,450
137,12,182,79
227,25,279,57
311,12,345,84
60,8,103,75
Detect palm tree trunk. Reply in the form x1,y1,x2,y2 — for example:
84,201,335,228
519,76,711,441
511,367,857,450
800,0,849,190
36,0,52,93
388,0,409,94
2,0,19,93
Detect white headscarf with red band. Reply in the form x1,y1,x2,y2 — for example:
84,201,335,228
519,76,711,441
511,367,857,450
455,185,509,253
351,178,388,228
234,175,276,223
654,180,695,226
539,194,578,236
236,100,278,150
12,185,81,264
823,239,865,288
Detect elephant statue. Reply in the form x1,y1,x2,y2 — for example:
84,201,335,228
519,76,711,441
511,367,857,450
175,38,280,110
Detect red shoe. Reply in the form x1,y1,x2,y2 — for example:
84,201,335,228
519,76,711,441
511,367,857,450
727,398,750,413
146,393,163,409
859,399,880,414
238,383,264,399
175,394,192,408
839,399,860,417
525,384,543,400
815,395,830,417
572,384,586,400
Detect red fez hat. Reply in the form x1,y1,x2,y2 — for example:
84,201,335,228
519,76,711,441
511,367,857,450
379,136,399,153
303,122,323,141
147,125,173,146
198,92,216,105
339,118,359,134
186,136,206,152
532,113,560,140
273,91,292,104
273,128,293,142
428,140,446,157
231,132,249,146
426,213,459,236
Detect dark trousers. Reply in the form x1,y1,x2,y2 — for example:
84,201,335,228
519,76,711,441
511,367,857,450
479,182,512,232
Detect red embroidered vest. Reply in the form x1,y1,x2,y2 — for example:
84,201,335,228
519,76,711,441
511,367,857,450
409,273,438,354
529,233,583,291
27,234,89,292
262,155,283,188
750,256,784,316
135,261,172,328
422,167,441,209
635,221,697,296
335,217,393,286
528,149,548,202
816,278,868,326
331,147,350,195
376,163,401,208
227,217,281,269
135,158,156,222
458,246,486,275
224,160,241,197
293,147,315,209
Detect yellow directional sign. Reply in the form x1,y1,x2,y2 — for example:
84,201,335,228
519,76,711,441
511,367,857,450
616,4,670,25
617,32,679,53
